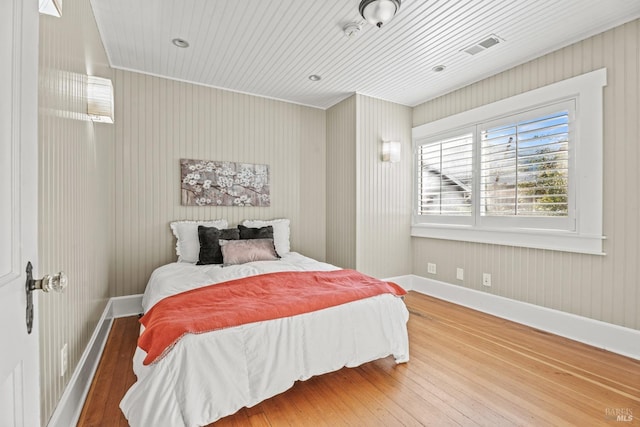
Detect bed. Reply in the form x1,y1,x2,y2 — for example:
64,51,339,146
119,220,410,427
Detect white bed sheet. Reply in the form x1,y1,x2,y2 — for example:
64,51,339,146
120,252,410,427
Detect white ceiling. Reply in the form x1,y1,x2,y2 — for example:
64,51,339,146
89,0,640,110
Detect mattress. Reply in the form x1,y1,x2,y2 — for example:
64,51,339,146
120,252,410,427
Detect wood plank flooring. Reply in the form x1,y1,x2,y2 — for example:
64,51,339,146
78,292,640,426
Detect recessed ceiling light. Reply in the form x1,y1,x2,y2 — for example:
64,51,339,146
432,65,446,72
308,75,321,81
172,38,189,48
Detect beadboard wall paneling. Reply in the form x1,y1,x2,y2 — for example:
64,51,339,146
298,107,327,261
38,0,113,423
326,95,357,269
412,19,640,330
111,70,326,296
355,94,413,278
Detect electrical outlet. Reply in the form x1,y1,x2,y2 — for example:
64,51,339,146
456,268,464,281
61,343,68,377
482,273,492,287
427,263,437,274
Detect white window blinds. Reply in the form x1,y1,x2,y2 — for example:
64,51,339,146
480,108,570,218
415,101,575,230
417,132,473,216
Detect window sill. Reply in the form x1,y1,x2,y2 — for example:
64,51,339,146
411,224,605,255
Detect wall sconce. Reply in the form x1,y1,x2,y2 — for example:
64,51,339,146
39,0,62,17
87,76,114,124
381,141,401,163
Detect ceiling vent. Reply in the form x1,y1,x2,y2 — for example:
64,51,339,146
462,34,503,55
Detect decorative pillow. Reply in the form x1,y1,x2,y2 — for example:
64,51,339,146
238,224,274,240
197,227,240,265
170,220,228,263
242,219,290,255
219,238,279,265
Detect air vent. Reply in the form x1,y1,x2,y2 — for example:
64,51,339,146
462,34,503,55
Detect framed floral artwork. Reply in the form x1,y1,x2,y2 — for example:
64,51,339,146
180,158,270,207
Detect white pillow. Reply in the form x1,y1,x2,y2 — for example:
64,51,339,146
170,220,228,263
242,218,290,255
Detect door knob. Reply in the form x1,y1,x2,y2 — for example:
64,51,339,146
29,271,68,292
25,262,68,334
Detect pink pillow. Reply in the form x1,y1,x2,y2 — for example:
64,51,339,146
219,238,279,265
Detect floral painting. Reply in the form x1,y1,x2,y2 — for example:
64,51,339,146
180,158,270,207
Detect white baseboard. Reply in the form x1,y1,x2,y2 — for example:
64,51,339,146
394,274,640,361
110,294,144,318
47,294,143,427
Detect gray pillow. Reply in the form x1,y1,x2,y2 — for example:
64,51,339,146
238,224,274,240
197,226,240,265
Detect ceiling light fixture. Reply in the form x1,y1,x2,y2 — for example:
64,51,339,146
172,38,190,48
432,65,446,72
308,75,322,82
359,0,401,28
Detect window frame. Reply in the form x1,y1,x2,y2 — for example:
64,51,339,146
412,68,606,255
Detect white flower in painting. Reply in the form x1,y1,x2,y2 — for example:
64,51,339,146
203,179,212,189
235,168,255,187
216,200,222,205
259,194,270,203
253,170,268,191
233,195,251,206
217,176,234,188
219,164,236,176
183,172,203,185
195,197,212,206
189,165,196,171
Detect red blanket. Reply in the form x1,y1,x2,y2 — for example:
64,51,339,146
139,269,406,365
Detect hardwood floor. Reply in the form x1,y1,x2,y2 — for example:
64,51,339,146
78,292,640,426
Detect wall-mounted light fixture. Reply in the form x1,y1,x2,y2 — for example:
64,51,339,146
382,141,401,162
39,0,62,17
87,76,114,124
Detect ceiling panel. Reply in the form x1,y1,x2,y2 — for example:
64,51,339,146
89,0,640,109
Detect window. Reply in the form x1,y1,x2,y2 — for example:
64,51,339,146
417,131,473,220
412,69,606,255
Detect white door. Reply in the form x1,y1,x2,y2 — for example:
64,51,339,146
0,0,40,426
